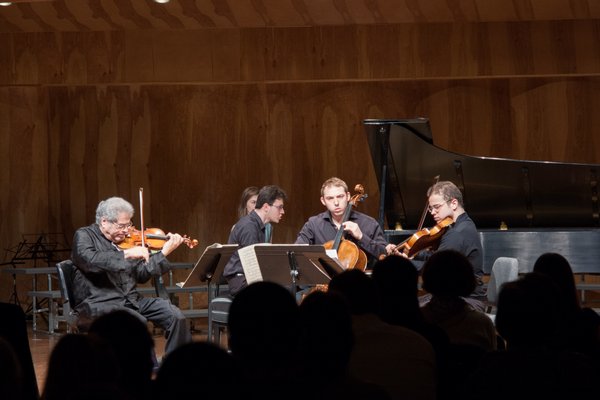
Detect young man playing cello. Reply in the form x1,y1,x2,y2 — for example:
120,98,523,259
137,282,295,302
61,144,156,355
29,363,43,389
295,177,396,267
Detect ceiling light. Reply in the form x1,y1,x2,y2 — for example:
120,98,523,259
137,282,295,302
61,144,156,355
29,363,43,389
0,2,13,6
154,0,170,4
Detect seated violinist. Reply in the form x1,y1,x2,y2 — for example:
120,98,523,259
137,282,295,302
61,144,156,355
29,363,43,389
409,181,486,310
70,196,192,354
295,177,396,267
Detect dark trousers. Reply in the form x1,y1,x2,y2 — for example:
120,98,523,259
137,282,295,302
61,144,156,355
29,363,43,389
226,274,247,297
89,297,192,355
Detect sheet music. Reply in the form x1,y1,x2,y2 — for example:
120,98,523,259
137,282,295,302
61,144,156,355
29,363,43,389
239,245,264,284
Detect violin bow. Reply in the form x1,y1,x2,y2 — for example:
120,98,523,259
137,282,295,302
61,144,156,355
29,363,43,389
416,175,440,230
138,187,146,248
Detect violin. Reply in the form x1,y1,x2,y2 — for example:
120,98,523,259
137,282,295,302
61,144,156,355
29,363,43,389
387,216,454,258
323,184,368,271
119,227,199,251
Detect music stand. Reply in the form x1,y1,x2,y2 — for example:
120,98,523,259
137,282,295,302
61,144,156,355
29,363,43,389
238,244,345,297
176,244,238,292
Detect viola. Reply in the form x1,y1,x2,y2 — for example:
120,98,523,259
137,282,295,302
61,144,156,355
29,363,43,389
119,227,199,251
323,184,368,271
389,216,454,258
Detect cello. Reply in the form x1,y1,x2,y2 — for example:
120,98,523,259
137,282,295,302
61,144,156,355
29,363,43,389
323,184,369,271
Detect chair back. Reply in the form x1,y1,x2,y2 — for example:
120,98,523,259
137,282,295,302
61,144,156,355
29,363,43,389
56,260,77,307
487,257,519,304
153,276,171,300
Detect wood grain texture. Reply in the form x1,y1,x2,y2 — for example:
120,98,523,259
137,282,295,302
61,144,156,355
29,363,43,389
2,3,600,303
2,0,600,32
2,20,600,85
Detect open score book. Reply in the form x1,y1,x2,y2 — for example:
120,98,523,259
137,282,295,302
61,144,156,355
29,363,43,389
238,243,345,286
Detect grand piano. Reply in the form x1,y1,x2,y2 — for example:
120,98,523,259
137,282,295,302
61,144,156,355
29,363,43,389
364,118,600,274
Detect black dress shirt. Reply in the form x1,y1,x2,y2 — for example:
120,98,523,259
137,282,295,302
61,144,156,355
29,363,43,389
71,223,172,317
295,210,388,260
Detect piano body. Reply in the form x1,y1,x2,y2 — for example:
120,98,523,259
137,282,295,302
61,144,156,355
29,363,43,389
364,119,600,274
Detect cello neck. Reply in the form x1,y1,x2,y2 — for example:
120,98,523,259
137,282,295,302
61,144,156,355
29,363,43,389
332,205,353,250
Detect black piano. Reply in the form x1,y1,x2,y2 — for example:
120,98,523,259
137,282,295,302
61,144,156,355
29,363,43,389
364,118,600,274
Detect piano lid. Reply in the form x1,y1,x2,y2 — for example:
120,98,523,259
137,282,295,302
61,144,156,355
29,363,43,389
364,118,600,230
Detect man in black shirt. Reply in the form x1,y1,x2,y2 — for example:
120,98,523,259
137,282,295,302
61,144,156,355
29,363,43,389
412,181,486,309
295,177,396,263
71,196,192,354
224,185,288,296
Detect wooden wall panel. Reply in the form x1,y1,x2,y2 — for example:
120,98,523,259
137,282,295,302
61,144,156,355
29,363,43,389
0,86,47,297
2,16,600,303
40,77,600,266
3,21,600,85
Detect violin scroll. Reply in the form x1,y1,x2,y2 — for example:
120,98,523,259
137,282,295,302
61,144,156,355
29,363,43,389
349,184,368,206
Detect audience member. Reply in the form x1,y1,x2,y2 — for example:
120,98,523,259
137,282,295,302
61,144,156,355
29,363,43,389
419,250,496,399
0,336,23,400
153,341,241,400
420,250,497,352
463,272,598,399
41,333,125,400
372,255,450,350
328,269,437,400
0,302,39,400
372,256,452,397
533,252,600,360
227,281,301,399
298,290,390,400
88,310,156,400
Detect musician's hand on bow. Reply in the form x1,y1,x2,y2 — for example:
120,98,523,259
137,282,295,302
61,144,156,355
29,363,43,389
385,243,401,256
124,246,150,263
161,232,184,257
342,221,363,241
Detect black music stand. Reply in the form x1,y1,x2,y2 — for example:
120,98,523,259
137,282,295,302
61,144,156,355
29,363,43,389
176,244,238,293
238,244,345,297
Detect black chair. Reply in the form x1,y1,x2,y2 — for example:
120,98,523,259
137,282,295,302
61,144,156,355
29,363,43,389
56,260,86,333
207,266,231,346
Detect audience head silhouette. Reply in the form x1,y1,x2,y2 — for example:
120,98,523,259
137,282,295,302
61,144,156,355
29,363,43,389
153,341,240,400
88,310,155,400
228,281,300,363
0,302,39,400
42,333,124,400
494,272,560,349
372,256,421,324
328,269,379,314
299,290,354,379
0,337,23,400
533,252,579,313
422,250,476,297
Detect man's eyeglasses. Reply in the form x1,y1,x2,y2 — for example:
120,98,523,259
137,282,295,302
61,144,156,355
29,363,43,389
111,221,133,230
427,202,448,213
271,204,285,211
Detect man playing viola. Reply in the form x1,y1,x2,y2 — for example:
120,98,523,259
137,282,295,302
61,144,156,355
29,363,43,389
411,181,486,309
295,177,396,264
71,196,192,354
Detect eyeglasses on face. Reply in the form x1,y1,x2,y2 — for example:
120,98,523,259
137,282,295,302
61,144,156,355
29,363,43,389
111,220,133,230
427,202,448,213
271,204,285,211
